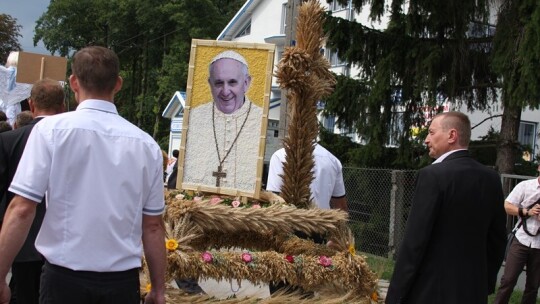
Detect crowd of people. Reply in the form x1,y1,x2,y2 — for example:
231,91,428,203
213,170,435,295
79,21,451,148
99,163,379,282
0,46,166,304
0,44,538,304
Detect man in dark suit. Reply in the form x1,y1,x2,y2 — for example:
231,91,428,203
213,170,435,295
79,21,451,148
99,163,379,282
0,78,64,304
386,111,507,304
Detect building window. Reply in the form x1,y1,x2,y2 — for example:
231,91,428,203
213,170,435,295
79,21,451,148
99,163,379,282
330,0,349,11
323,115,335,131
281,3,287,34
518,121,537,150
325,48,345,66
235,21,251,38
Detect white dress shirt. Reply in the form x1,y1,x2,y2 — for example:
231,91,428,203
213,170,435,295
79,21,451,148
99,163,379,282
507,177,540,249
9,99,165,271
266,144,346,209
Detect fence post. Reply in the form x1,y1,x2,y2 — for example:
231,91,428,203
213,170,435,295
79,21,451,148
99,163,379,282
389,170,405,259
389,171,396,259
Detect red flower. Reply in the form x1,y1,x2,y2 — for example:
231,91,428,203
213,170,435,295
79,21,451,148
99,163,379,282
241,252,253,263
318,255,332,267
285,255,294,263
202,251,213,263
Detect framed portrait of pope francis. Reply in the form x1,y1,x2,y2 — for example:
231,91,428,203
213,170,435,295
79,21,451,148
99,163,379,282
176,39,275,199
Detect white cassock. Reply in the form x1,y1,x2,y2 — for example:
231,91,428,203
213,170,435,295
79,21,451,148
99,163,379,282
183,99,263,193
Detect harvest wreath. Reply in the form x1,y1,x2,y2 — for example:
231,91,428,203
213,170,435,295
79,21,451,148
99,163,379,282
140,190,378,303
140,1,379,302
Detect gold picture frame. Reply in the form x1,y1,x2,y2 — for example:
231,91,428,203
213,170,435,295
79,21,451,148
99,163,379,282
176,39,275,199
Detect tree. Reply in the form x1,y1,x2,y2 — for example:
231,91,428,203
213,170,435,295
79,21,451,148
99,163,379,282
33,0,243,148
492,0,540,174
0,14,22,64
323,0,539,173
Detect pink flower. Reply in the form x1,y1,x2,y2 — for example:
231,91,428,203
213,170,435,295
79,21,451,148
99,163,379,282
202,251,213,263
193,196,202,202
209,197,223,205
241,252,252,263
175,194,185,200
251,204,261,209
318,255,332,267
285,255,294,263
232,200,241,208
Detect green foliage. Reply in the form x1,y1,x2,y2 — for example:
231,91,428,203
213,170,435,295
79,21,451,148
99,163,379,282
361,252,395,281
33,0,243,145
469,127,539,176
487,288,540,304
492,0,540,109
318,125,430,169
0,14,22,63
322,0,508,169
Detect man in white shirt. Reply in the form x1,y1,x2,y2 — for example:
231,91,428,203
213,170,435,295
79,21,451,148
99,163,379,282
266,143,348,212
0,46,166,304
494,165,540,304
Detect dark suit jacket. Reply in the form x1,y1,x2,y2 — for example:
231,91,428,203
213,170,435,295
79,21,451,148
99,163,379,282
385,150,507,304
0,117,46,262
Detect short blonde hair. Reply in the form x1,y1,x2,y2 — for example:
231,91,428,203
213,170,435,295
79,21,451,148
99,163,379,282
435,111,471,147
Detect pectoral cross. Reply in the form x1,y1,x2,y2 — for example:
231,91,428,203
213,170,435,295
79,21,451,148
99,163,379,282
212,165,227,187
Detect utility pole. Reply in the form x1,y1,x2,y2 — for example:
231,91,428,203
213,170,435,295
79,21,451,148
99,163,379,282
278,0,302,145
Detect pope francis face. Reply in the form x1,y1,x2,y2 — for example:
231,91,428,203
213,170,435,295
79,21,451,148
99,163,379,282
208,58,251,114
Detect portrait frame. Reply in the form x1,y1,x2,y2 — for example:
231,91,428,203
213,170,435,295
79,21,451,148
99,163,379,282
176,39,275,199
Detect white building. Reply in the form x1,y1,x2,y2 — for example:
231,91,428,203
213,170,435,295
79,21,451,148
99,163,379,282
162,91,185,158
164,0,539,160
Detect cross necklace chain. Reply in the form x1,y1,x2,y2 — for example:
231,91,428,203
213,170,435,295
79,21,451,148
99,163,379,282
212,102,252,187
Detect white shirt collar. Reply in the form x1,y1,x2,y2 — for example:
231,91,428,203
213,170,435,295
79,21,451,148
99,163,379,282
76,99,118,115
432,149,467,164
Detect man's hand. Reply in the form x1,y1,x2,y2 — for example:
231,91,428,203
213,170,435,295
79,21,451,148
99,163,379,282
144,290,165,304
0,281,11,304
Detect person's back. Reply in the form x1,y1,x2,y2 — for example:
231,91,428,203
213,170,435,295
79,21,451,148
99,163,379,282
266,143,346,210
0,78,65,304
0,46,166,304
404,156,503,303
310,144,345,209
24,103,163,270
386,112,506,304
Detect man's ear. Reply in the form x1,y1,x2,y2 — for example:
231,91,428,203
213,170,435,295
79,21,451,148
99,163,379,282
28,99,35,113
113,76,123,94
448,128,458,144
69,75,78,93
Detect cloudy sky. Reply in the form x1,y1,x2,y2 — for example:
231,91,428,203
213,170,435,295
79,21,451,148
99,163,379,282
3,0,51,55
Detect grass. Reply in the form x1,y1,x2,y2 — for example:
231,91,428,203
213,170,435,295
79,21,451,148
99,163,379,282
487,289,540,304
361,252,395,281
360,252,540,303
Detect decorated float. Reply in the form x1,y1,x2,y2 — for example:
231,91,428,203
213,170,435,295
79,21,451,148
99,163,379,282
142,1,379,302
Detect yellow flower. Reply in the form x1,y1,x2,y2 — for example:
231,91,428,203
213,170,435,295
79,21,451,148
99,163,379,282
371,291,379,302
145,283,152,292
165,239,179,251
348,244,356,256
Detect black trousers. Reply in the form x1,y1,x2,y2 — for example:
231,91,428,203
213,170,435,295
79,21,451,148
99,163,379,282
10,260,44,304
494,238,540,304
40,262,140,304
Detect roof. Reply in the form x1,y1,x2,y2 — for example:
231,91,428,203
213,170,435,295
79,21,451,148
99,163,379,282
162,91,186,119
217,0,263,40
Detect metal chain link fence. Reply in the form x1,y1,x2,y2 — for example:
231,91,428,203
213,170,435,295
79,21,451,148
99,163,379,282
344,167,535,260
343,167,417,260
